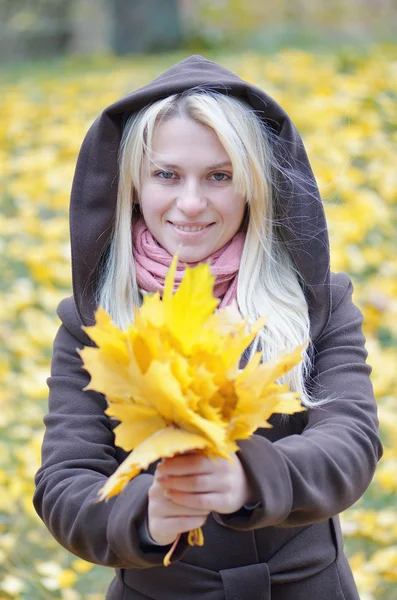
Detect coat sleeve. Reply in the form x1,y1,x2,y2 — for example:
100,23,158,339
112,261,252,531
33,301,189,569
213,272,383,530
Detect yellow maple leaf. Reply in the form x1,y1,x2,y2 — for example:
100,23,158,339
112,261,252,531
166,261,219,354
97,427,212,501
137,291,164,328
105,403,167,451
82,306,130,363
80,256,306,565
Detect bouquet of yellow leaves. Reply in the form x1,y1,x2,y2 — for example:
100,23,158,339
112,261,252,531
79,256,306,565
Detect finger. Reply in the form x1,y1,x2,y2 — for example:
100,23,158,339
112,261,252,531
148,514,208,546
158,473,216,494
164,514,208,534
158,495,209,517
149,483,209,516
158,454,215,476
164,490,221,512
162,505,209,518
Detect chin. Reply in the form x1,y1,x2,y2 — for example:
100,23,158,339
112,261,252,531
177,250,211,264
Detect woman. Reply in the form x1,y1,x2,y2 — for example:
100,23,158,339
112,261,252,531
34,55,382,599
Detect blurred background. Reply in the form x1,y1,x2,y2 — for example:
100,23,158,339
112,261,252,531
1,0,397,61
0,0,397,63
1,1,396,599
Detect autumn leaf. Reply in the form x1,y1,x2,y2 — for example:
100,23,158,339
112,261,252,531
80,257,306,564
96,427,211,501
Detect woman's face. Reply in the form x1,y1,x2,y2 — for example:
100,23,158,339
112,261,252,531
139,117,246,263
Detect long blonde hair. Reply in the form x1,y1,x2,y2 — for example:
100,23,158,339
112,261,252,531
97,89,324,407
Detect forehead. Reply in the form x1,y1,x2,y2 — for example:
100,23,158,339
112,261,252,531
150,117,230,164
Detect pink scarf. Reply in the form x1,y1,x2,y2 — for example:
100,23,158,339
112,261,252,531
132,217,245,308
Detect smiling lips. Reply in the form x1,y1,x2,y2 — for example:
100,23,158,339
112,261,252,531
169,221,214,232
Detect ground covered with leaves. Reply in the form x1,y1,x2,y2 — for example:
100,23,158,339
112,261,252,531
1,47,396,599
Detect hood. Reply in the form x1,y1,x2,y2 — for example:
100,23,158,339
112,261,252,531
69,54,330,341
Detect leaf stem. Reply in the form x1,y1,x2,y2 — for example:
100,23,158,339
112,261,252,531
163,533,181,567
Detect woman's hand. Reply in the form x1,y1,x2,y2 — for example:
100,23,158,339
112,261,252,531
155,452,255,516
147,462,210,546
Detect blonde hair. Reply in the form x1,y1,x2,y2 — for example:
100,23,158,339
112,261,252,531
97,89,324,407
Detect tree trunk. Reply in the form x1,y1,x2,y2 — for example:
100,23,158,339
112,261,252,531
111,0,183,55
68,0,112,54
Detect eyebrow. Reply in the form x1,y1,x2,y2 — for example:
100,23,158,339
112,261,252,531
154,161,233,170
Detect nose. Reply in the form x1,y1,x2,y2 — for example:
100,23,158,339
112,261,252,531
175,178,207,215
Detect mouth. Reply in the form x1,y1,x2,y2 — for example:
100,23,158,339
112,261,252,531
168,221,215,233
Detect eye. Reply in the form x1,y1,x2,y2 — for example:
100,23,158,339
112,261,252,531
210,172,231,182
155,170,175,180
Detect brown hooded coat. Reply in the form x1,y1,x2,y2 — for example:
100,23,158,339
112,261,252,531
33,55,382,600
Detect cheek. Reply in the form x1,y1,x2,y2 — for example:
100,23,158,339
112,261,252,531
140,185,171,218
219,195,246,226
